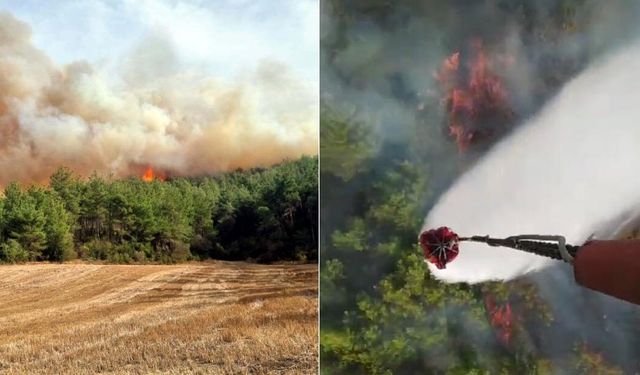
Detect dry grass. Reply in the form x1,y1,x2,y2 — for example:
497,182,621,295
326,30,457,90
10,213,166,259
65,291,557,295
0,262,318,375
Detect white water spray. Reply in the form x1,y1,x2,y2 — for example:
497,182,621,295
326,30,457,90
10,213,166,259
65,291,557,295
423,40,640,283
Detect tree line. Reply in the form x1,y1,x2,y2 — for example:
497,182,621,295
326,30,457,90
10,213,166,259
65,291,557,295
0,156,317,264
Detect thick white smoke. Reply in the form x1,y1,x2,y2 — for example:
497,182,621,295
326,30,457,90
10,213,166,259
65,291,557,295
0,12,317,185
423,39,640,283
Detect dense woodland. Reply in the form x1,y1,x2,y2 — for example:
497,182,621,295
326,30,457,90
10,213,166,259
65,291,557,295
0,156,317,264
321,1,640,374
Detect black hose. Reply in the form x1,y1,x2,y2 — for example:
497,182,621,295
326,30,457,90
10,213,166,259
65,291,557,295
459,236,580,261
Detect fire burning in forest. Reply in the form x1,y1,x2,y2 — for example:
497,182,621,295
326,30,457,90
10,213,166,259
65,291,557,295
0,13,317,187
141,167,165,182
435,40,514,152
484,296,513,345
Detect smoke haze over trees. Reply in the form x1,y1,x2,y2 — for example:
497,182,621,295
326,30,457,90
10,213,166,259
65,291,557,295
0,10,317,185
321,0,640,374
0,156,317,264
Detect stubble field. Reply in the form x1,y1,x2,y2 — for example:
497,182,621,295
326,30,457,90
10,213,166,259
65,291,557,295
0,262,317,374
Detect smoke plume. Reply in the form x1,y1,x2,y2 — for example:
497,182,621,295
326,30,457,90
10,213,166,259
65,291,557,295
0,12,317,185
424,39,640,283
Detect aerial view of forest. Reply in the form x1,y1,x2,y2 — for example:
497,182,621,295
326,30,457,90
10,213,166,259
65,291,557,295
320,1,640,374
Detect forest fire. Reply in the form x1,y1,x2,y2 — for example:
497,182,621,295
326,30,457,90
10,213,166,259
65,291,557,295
484,296,513,345
435,40,514,152
141,167,165,182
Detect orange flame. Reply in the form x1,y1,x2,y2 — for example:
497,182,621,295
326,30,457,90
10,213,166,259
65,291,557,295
141,167,165,182
142,167,154,182
485,296,513,345
435,40,514,152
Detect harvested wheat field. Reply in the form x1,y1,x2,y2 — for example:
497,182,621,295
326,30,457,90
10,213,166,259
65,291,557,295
0,262,317,375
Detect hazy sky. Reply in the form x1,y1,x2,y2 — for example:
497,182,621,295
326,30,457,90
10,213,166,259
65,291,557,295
0,0,318,82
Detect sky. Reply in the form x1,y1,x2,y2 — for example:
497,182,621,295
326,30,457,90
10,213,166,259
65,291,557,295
0,0,318,83
0,0,318,183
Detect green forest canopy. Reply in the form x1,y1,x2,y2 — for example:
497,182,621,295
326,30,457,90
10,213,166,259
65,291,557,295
0,156,318,264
